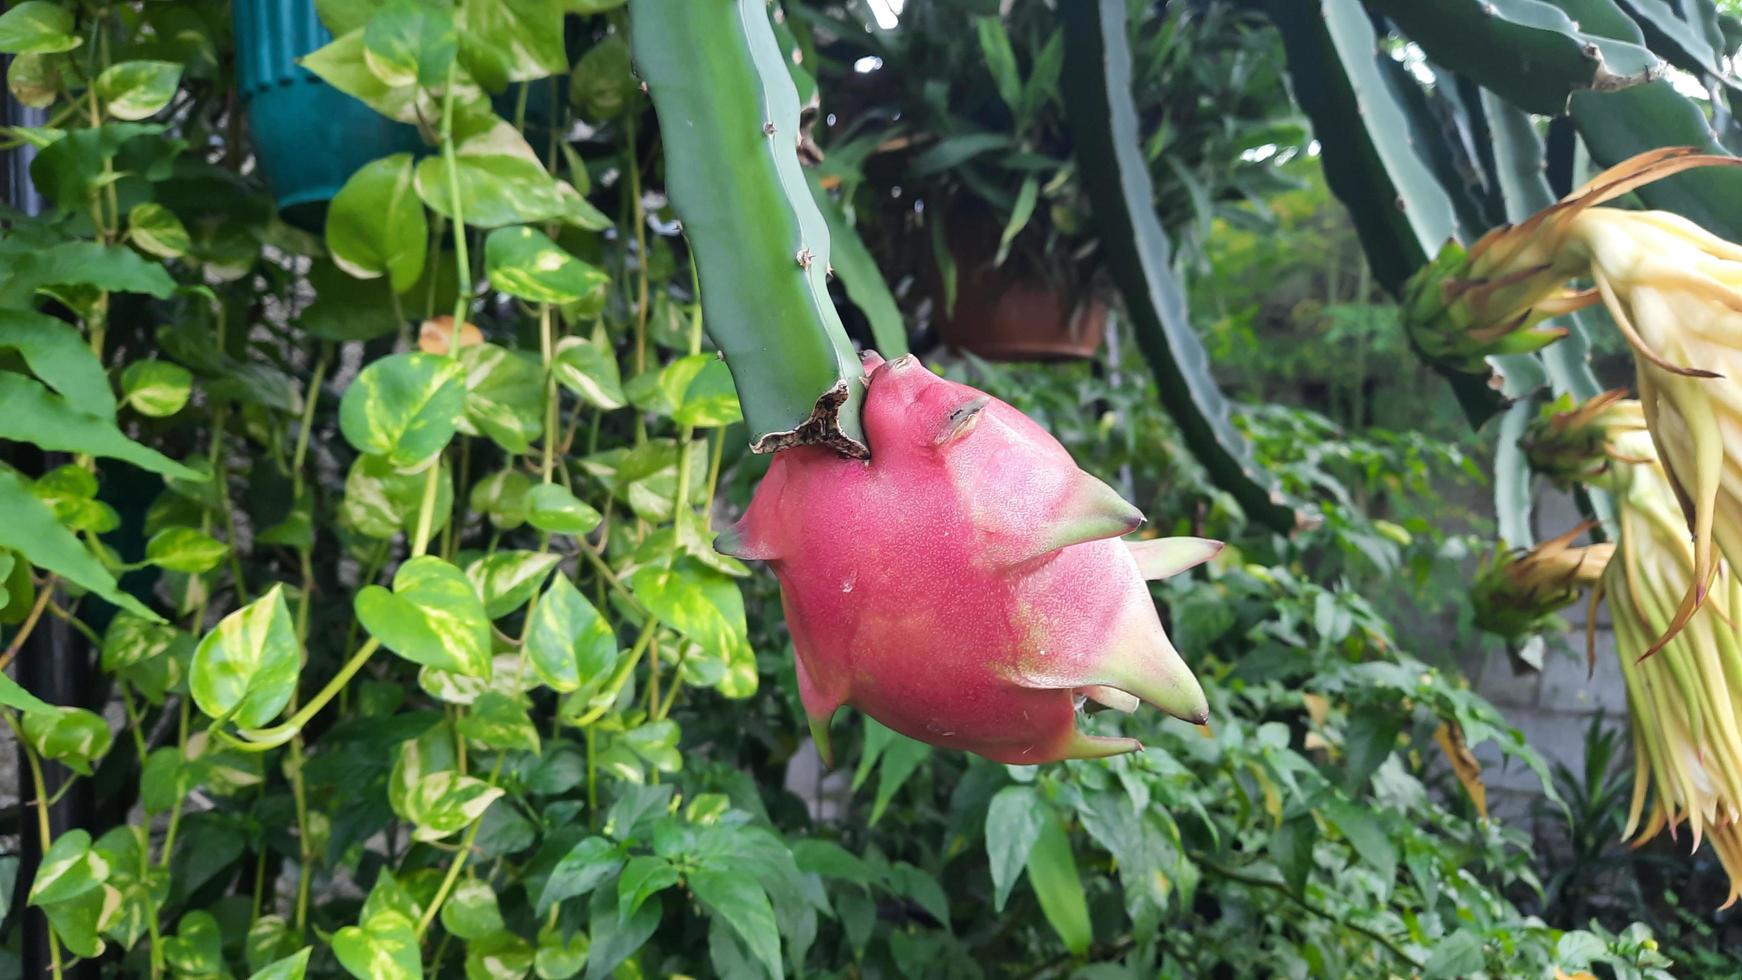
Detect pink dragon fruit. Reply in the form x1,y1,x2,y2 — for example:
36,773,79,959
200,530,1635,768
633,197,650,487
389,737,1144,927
718,352,1218,765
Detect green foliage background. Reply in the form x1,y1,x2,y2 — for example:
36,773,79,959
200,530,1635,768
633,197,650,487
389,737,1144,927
0,0,1729,977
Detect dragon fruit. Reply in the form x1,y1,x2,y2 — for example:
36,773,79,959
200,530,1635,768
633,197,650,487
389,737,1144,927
718,352,1217,765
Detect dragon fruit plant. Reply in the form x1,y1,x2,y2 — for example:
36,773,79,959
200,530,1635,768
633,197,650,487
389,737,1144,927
718,352,1218,764
633,0,1218,764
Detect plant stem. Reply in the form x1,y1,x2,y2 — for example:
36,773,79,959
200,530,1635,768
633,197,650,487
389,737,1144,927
289,548,317,934
569,620,658,728
291,346,331,496
626,110,649,379
159,699,190,869
416,754,507,941
410,462,444,559
441,62,473,330
222,639,382,752
0,575,57,672
19,727,64,980
586,725,598,827
541,304,558,483
576,539,644,615
214,413,250,605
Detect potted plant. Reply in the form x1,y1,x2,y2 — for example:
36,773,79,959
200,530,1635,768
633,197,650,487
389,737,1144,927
232,0,423,225
801,0,1302,361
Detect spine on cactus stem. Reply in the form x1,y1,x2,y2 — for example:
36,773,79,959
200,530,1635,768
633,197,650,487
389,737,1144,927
629,0,869,458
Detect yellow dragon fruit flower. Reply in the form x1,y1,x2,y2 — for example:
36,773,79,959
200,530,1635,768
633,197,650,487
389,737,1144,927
1406,149,1742,651
1591,422,1742,906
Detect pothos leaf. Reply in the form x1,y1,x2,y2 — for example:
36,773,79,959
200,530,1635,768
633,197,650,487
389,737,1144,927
525,574,618,694
332,909,422,980
338,352,467,467
190,586,301,728
327,153,429,294
356,556,492,677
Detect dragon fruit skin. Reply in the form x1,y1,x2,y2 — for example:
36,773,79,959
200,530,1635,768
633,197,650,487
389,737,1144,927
719,353,1217,765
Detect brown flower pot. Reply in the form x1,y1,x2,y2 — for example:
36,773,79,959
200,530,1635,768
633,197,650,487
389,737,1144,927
931,214,1105,361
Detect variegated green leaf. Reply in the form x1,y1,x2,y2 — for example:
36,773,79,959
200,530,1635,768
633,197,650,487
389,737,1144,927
658,354,742,428
405,771,504,842
534,925,589,979
551,335,624,410
7,50,60,106
0,2,80,55
95,60,181,120
362,869,426,927
333,909,422,980
144,525,227,573
41,883,122,959
126,202,190,259
21,706,113,776
30,463,117,534
456,690,540,753
628,559,747,662
465,549,560,618
465,930,536,980
389,725,458,820
456,343,545,453
94,826,168,951
455,0,568,91
248,948,313,980
190,586,300,727
362,0,456,88
340,454,453,540
184,731,266,796
420,653,535,705
414,115,603,229
525,483,601,535
356,556,492,677
570,35,635,121
525,574,617,694
470,467,533,529
327,153,429,293
162,910,224,977
28,830,108,907
439,879,505,940
617,719,680,776
338,352,467,467
484,226,608,305
121,360,192,416
418,664,491,705
247,915,302,975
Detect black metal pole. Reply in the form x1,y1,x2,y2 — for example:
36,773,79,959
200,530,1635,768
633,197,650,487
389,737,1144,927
4,55,98,980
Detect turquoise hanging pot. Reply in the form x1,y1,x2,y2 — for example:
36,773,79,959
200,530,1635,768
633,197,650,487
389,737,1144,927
232,0,423,228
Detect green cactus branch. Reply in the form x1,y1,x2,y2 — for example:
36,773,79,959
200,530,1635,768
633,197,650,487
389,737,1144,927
1368,0,1742,243
629,0,869,458
1366,0,1662,116
1265,0,1509,428
1060,0,1303,535
1570,81,1742,242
